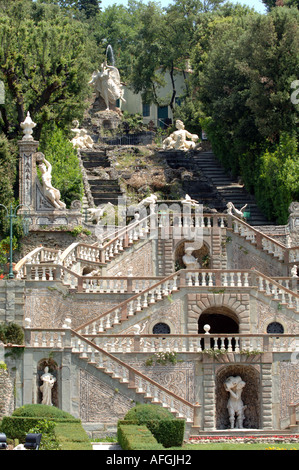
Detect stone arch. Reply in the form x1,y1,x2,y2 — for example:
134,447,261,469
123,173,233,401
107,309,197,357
215,364,260,430
198,306,239,335
174,239,210,271
187,293,250,334
37,358,58,407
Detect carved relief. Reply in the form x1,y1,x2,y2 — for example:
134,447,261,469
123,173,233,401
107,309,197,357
80,370,132,422
279,362,299,420
126,360,195,403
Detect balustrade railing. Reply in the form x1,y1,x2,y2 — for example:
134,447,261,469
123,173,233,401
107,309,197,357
24,328,299,355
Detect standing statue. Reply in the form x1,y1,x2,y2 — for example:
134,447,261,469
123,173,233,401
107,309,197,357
40,367,56,406
35,152,66,210
162,120,199,151
224,375,247,429
89,61,126,111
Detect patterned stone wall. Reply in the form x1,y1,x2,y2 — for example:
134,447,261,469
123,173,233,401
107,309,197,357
279,362,299,422
0,368,14,418
79,369,133,423
106,239,155,277
24,287,119,329
227,234,287,277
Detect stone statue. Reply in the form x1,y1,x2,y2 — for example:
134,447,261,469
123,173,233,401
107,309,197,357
162,120,199,151
87,202,114,224
89,61,126,111
224,375,247,429
35,153,66,210
70,120,94,149
182,246,200,270
20,112,36,141
291,265,298,277
40,367,56,406
226,202,248,219
181,194,199,207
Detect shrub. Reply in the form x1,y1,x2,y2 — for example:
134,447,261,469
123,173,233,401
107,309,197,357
28,419,60,450
0,322,24,345
12,404,77,420
124,404,174,422
122,404,185,448
117,424,164,450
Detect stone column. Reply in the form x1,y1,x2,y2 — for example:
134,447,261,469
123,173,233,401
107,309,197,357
18,138,39,214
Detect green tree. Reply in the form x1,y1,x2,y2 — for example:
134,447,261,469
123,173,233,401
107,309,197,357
0,0,99,140
192,7,299,222
39,124,84,208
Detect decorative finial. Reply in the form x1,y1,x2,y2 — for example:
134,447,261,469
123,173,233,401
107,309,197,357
20,112,36,141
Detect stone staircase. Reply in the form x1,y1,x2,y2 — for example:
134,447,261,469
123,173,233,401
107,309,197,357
191,151,274,226
162,149,274,226
80,147,123,208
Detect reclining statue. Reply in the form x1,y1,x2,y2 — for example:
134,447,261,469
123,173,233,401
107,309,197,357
162,120,199,151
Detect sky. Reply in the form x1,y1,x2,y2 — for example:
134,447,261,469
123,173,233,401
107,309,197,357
100,0,267,14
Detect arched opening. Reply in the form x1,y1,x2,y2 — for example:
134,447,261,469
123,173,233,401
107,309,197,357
198,307,239,350
266,322,284,334
198,307,239,334
152,323,171,334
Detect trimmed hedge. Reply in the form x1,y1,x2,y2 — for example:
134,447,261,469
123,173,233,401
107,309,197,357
12,404,76,419
124,404,174,422
0,416,79,441
117,424,164,450
0,405,92,450
122,404,185,448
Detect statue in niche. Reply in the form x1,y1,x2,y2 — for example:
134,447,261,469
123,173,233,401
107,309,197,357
162,120,199,151
35,153,66,210
70,120,94,149
40,367,56,406
182,246,200,270
224,375,247,429
89,61,126,111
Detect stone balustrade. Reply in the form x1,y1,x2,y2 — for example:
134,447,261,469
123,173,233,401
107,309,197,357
14,213,299,283
24,328,299,356
76,271,180,335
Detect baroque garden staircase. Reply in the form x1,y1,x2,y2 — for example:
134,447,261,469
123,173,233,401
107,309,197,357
16,209,299,435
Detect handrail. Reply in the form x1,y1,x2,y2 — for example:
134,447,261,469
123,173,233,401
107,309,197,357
71,330,196,422
75,270,181,333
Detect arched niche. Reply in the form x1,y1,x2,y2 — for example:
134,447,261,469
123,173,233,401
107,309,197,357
198,306,239,335
37,358,58,407
174,240,210,271
215,365,260,430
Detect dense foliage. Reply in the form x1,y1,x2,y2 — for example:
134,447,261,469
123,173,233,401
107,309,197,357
0,0,297,228
193,7,299,223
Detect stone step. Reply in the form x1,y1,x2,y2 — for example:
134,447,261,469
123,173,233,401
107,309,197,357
189,429,298,438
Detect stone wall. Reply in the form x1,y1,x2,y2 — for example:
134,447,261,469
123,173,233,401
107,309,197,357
227,233,288,277
105,239,156,277
18,230,97,261
0,367,14,418
0,280,25,325
24,285,122,329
